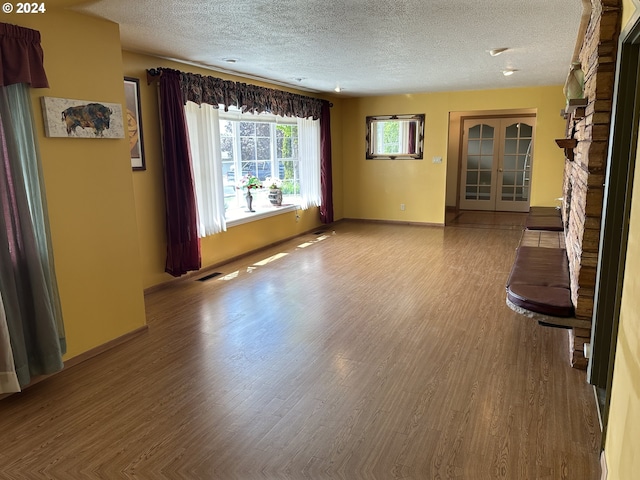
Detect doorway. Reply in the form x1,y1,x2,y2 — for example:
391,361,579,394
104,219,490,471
459,116,536,212
588,14,640,442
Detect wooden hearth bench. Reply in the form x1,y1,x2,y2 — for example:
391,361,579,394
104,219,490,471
524,206,563,231
505,213,591,330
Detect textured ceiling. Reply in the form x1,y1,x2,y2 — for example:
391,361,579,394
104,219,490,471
76,0,585,96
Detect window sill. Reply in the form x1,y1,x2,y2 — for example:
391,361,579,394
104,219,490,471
226,204,298,227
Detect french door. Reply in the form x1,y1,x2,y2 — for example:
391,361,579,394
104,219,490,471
459,117,535,212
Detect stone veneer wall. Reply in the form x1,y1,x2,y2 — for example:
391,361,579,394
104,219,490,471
562,0,621,368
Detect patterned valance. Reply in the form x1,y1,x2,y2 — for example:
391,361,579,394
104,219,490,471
148,68,327,120
0,22,48,88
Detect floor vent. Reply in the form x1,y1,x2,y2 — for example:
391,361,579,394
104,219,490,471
197,272,222,282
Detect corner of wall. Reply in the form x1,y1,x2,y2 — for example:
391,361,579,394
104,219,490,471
8,8,148,360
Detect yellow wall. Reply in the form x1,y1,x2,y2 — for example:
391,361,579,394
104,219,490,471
605,2,640,478
121,51,343,288
607,153,640,476
342,86,567,224
621,0,637,31
5,7,147,359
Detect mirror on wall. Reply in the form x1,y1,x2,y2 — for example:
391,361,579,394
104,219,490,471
366,114,425,160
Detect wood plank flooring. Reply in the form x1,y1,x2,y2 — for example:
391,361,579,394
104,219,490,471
445,210,528,230
0,220,601,479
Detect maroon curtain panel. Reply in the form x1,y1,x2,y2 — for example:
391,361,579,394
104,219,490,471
0,23,48,88
408,121,416,154
158,70,201,276
319,101,334,224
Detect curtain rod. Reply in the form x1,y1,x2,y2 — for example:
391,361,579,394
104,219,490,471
146,68,162,85
145,68,332,108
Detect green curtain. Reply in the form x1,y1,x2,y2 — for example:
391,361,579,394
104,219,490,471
0,83,65,387
0,291,20,393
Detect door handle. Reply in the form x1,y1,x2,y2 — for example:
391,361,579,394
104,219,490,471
498,168,503,172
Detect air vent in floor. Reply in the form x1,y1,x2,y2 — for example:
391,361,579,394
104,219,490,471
196,272,222,282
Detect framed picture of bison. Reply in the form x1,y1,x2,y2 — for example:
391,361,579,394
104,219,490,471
41,96,125,139
124,77,146,170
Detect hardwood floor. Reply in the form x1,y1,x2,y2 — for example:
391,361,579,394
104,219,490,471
445,210,528,230
0,220,601,479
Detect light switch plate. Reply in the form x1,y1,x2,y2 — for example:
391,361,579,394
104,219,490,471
432,156,443,164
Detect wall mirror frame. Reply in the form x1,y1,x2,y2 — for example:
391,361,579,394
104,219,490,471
366,113,425,160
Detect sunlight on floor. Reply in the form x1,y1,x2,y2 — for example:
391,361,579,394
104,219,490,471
220,271,239,281
299,233,331,248
217,231,335,283
253,252,288,266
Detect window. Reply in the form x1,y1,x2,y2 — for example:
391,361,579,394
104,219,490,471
376,120,400,154
186,103,320,235
219,110,300,214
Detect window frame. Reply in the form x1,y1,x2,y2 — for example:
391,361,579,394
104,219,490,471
219,107,302,221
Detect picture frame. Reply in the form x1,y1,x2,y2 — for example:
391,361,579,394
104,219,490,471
124,77,146,171
41,97,125,139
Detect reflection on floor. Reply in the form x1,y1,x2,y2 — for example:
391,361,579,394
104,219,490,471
446,209,528,230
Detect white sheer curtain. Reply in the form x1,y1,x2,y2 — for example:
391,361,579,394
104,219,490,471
184,101,226,236
0,292,20,393
399,120,410,153
374,122,383,154
297,117,321,209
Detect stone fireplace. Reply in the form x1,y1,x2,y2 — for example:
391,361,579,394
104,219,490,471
562,0,621,368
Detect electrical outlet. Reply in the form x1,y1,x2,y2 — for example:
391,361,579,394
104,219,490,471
400,204,405,211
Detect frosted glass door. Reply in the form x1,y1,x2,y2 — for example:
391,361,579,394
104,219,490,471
459,116,535,212
459,119,500,211
495,120,534,212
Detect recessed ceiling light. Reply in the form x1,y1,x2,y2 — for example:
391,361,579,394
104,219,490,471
334,86,342,93
489,48,509,57
223,58,237,64
502,69,518,76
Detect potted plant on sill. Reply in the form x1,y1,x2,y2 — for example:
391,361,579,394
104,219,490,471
265,176,283,206
237,175,262,212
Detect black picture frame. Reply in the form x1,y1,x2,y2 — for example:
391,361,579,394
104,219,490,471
124,77,146,171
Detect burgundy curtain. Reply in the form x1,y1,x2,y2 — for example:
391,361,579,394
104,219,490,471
408,121,416,154
319,101,333,224
148,68,324,119
158,70,201,276
0,23,48,88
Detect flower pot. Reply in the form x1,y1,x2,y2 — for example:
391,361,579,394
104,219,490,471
268,188,283,206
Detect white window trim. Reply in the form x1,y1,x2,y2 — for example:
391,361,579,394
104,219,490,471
226,204,299,227
187,105,319,233
219,106,302,216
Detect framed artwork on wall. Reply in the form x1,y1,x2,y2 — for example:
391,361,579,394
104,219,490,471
124,77,146,171
41,96,125,139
